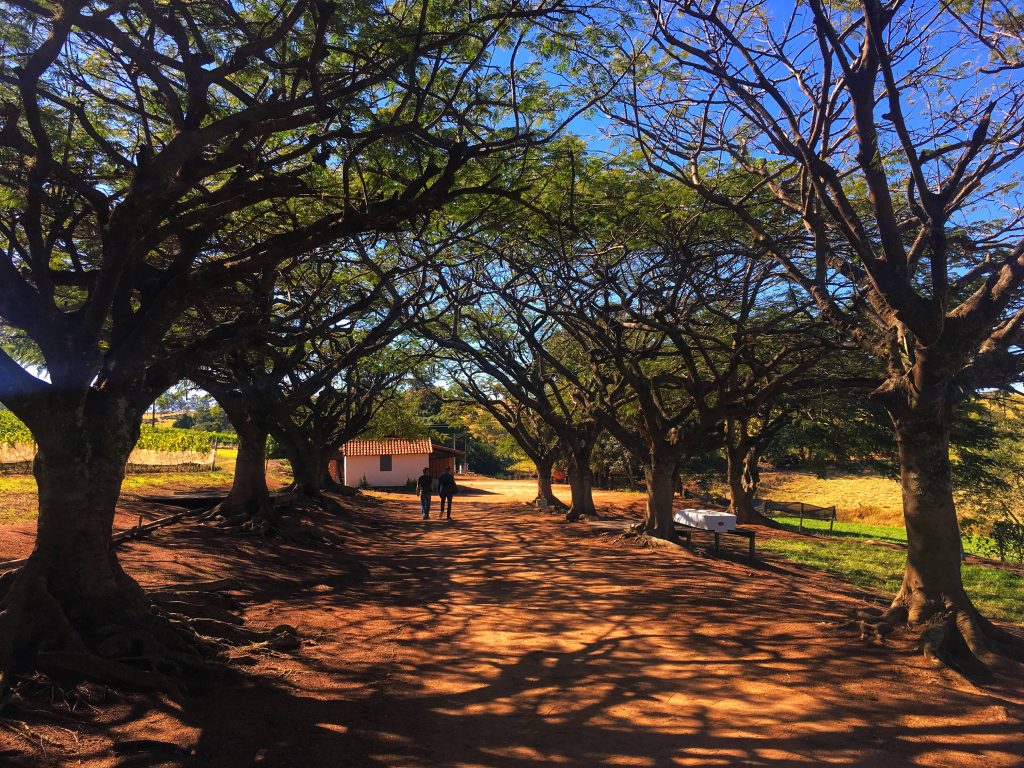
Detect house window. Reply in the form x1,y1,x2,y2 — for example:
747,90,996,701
380,454,392,472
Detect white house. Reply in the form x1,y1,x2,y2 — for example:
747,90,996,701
330,438,464,488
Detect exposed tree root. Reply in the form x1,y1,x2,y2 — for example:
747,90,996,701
199,493,339,547
0,568,301,716
534,496,568,513
626,520,680,544
836,594,1024,677
36,651,185,701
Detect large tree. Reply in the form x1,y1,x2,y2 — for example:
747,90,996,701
451,367,566,508
617,0,1024,667
546,214,833,533
198,247,416,522
430,266,614,518
0,0,569,691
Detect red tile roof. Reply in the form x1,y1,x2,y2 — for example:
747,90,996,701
342,439,434,456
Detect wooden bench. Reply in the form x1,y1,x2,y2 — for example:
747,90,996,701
674,523,756,564
762,500,837,532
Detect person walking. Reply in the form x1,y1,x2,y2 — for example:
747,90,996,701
416,467,433,520
437,467,457,520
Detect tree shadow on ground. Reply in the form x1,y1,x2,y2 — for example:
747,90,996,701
6,484,1024,768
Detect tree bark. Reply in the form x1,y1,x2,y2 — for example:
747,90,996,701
641,453,679,539
281,440,336,498
564,441,597,519
535,458,564,508
0,393,200,685
725,438,772,525
30,400,142,616
866,386,1024,671
889,402,969,622
221,424,272,518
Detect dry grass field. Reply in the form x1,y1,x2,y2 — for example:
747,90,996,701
756,469,904,524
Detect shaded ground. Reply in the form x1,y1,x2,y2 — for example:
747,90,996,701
1,478,1022,767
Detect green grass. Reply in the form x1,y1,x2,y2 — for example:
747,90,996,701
0,475,41,525
770,515,992,557
771,515,908,544
760,535,1024,624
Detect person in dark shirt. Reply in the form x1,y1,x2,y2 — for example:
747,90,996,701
437,468,457,520
416,467,432,519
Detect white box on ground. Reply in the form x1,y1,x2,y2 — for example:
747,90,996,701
673,508,737,532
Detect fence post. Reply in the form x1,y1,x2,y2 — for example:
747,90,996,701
211,437,219,471
799,502,805,533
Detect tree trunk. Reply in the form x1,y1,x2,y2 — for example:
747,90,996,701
564,442,596,519
725,438,772,525
535,458,564,508
642,453,679,539
221,425,271,518
890,405,969,621
0,393,201,687
281,439,342,498
873,390,1024,671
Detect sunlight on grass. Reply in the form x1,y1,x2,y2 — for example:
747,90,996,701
120,469,236,491
771,515,907,543
760,536,1024,624
770,516,992,557
0,475,41,525
0,449,258,526
758,470,904,523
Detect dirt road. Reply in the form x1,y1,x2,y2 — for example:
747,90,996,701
2,479,1022,767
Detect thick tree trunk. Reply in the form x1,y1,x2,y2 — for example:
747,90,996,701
221,425,271,518
890,406,969,622
869,388,1024,672
725,441,772,526
535,458,564,508
29,404,142,618
564,443,597,519
281,439,341,498
641,453,679,540
0,393,204,689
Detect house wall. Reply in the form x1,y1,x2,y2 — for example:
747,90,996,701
344,453,429,488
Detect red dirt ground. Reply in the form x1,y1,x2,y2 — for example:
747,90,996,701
1,478,1023,767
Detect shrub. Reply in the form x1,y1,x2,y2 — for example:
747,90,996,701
990,519,1024,565
0,410,32,445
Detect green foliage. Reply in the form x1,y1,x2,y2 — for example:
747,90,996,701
0,410,32,445
463,438,516,476
172,414,196,429
135,427,218,454
765,393,896,474
988,519,1024,565
181,405,234,433
363,390,432,439
956,395,1024,565
2,410,232,454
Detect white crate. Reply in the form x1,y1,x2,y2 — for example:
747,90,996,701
673,508,737,532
